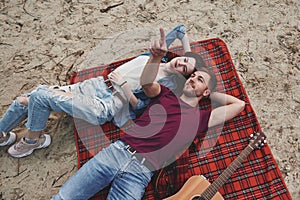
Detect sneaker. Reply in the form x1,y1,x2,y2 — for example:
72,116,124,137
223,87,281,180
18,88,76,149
8,134,51,158
0,132,16,147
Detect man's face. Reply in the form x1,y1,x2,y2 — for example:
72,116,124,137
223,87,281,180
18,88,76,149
169,56,196,76
183,70,211,98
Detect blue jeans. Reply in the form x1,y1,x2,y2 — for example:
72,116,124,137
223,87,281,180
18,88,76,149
0,77,123,132
165,24,186,47
51,140,153,200
0,97,29,133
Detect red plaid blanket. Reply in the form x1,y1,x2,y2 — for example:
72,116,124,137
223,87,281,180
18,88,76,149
70,38,292,200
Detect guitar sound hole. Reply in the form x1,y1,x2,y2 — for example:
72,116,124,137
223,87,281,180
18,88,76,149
191,196,206,200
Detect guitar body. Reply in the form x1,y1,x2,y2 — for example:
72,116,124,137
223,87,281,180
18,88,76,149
164,175,224,200
164,132,266,200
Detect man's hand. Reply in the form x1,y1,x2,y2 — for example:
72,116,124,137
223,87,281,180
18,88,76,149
208,92,245,127
140,28,166,98
149,28,167,57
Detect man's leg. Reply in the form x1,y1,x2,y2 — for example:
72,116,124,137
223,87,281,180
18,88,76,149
52,141,134,200
106,141,153,200
51,154,114,200
107,158,153,200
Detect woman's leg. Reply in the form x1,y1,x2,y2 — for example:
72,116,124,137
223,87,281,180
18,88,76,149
0,97,29,134
165,24,186,47
7,86,70,157
0,95,31,146
7,83,121,157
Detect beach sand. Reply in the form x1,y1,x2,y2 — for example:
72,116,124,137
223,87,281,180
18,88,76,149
0,0,299,199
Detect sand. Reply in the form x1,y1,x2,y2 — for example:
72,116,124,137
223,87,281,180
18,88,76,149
0,0,299,199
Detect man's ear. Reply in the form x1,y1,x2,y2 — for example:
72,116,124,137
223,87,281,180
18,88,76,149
203,89,211,98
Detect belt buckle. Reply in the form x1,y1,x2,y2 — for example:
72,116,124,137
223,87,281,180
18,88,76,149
126,145,136,155
104,77,118,96
104,78,113,89
112,90,118,96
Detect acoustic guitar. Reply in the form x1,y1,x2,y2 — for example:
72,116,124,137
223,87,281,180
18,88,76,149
164,132,266,200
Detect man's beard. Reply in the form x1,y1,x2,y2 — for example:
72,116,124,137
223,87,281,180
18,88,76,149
182,89,202,98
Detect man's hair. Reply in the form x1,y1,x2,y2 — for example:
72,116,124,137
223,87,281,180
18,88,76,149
184,52,206,70
183,52,217,91
198,67,217,91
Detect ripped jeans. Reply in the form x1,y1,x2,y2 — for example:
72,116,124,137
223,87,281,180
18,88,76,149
0,24,187,133
0,77,123,133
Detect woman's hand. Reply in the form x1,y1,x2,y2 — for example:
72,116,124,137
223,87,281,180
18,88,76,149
109,71,138,108
109,71,126,86
149,28,167,57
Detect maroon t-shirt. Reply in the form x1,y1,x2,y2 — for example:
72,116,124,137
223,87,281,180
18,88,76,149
121,85,211,170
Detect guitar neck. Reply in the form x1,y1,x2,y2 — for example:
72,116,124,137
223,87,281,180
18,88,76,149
201,145,254,200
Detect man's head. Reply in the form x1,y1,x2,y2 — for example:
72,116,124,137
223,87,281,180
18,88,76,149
182,67,217,99
168,52,206,77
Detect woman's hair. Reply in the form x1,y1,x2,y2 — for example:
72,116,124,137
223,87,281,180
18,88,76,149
184,52,207,70
166,51,217,92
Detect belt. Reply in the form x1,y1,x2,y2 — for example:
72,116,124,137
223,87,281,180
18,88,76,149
103,75,126,103
103,75,117,93
125,144,155,171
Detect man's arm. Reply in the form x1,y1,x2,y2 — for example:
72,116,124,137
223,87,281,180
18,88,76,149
208,92,245,128
140,28,167,98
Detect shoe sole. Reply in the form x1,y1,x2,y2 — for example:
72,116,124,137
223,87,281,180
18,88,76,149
9,134,51,158
39,134,51,149
0,132,16,147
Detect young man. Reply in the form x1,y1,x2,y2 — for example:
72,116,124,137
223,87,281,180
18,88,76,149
51,28,245,200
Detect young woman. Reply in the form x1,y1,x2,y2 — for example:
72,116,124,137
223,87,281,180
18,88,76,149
0,25,206,158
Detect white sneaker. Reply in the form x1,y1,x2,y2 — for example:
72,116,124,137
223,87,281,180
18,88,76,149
8,134,51,158
0,132,16,146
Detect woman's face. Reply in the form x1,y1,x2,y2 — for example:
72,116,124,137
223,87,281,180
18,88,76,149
169,56,196,76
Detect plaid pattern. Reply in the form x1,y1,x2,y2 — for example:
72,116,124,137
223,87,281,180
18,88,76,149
70,38,292,200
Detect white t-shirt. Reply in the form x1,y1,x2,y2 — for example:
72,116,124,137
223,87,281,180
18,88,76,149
112,55,151,90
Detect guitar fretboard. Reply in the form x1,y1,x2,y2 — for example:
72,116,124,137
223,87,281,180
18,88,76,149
200,145,254,200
